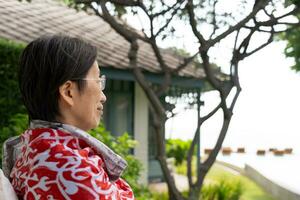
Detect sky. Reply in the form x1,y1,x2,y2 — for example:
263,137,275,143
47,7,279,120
165,41,300,153
123,1,300,153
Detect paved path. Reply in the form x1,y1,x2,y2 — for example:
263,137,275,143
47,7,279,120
149,173,189,193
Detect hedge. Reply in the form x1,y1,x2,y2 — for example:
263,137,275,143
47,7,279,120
0,38,26,127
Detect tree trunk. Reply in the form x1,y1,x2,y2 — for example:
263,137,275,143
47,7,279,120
151,110,185,200
188,187,200,200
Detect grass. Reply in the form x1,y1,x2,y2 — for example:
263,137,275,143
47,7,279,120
175,159,275,200
206,164,275,200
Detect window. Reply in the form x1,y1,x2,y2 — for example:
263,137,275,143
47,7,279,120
103,80,134,137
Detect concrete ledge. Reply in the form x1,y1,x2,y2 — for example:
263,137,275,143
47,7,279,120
245,164,300,200
215,160,245,175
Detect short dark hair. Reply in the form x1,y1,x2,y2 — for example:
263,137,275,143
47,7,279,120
19,34,97,122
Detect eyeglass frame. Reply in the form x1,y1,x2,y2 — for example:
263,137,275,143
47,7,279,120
71,75,106,91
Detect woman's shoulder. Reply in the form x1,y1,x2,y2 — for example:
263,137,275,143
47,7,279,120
10,128,135,200
24,127,72,140
20,127,82,154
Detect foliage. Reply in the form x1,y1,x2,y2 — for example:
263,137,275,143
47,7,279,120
148,180,243,200
282,0,300,72
175,156,196,177
205,164,274,200
0,38,26,127
176,161,274,200
200,180,243,200
283,26,300,72
285,0,300,6
89,125,152,199
166,139,192,166
0,113,28,166
0,113,151,198
0,37,152,199
151,192,169,200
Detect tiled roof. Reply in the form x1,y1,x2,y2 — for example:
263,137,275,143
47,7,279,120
0,0,205,79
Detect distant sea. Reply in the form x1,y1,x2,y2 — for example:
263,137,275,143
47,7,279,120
216,152,300,195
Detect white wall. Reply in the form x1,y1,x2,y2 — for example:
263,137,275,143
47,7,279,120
133,83,149,185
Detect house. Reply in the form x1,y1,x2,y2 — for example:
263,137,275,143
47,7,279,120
0,0,206,185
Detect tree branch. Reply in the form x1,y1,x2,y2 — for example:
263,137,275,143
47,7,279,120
253,6,300,27
152,0,184,18
154,3,184,38
243,32,273,58
230,29,240,78
209,0,269,47
172,52,198,74
92,1,143,42
75,0,141,6
186,0,207,46
200,103,221,122
200,50,222,91
229,87,241,112
208,0,218,40
149,40,172,96
243,25,299,33
187,94,201,188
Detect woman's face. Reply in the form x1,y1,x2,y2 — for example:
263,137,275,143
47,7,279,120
71,61,106,131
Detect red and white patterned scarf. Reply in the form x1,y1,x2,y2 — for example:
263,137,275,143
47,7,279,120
8,120,134,200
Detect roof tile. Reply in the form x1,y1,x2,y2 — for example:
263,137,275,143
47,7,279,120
0,0,205,79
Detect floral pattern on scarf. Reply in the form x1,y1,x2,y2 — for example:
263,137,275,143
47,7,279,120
10,123,134,200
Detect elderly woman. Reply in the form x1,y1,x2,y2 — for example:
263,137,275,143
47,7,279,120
5,35,134,200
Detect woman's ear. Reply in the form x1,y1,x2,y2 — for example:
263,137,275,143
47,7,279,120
58,81,75,107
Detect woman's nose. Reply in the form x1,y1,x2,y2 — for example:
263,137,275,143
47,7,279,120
100,91,107,103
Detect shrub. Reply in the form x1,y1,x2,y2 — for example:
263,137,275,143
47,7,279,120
0,116,152,199
154,180,243,200
0,38,26,127
0,38,154,199
89,125,152,199
0,113,28,166
201,179,243,200
166,139,191,165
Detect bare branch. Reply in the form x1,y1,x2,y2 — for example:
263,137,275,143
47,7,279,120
186,0,206,45
229,87,242,112
197,114,232,186
237,29,255,56
74,0,97,3
205,115,230,155
97,1,167,116
152,0,183,18
208,0,218,39
200,103,221,122
243,25,299,33
187,94,201,188
210,0,270,47
276,6,300,21
154,3,184,37
243,32,273,58
149,40,172,96
230,29,240,77
75,0,141,6
200,51,222,91
91,2,139,42
172,52,198,74
253,6,300,27
133,63,166,117
187,127,198,187
109,0,140,6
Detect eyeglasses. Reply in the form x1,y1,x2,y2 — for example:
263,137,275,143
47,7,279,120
72,75,106,91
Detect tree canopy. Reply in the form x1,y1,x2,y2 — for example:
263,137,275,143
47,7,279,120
284,24,300,71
